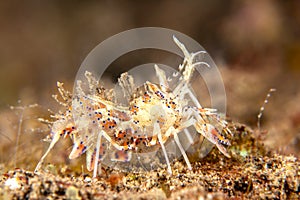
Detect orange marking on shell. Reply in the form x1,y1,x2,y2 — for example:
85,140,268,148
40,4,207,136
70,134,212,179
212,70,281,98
148,83,156,91
101,119,117,130
170,101,176,109
149,135,157,145
142,93,151,103
116,130,126,139
91,108,103,119
98,102,106,109
78,143,86,153
70,142,87,159
63,126,75,138
122,142,129,150
133,136,151,147
198,108,206,113
211,127,226,142
148,83,161,96
95,112,103,118
211,128,219,136
129,106,139,114
58,123,75,138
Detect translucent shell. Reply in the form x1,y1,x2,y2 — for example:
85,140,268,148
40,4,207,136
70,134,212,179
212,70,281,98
35,36,231,176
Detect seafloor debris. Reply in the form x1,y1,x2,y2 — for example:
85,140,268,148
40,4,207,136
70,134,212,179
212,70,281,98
1,122,299,199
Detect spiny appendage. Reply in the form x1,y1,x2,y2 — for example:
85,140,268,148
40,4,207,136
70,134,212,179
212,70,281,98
71,76,140,172
180,105,231,158
35,83,76,173
195,109,231,157
173,36,231,158
172,36,210,82
171,37,209,108
149,69,230,170
35,74,112,173
53,82,73,107
118,72,135,101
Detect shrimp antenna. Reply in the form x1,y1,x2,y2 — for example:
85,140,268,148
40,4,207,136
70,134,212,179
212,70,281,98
10,101,38,168
257,88,276,133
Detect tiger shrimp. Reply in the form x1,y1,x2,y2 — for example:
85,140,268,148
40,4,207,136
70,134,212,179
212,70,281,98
35,36,231,177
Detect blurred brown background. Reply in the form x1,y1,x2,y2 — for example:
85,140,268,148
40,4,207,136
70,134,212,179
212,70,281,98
0,0,300,169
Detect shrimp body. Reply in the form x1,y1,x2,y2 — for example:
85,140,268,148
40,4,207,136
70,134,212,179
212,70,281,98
35,36,231,176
